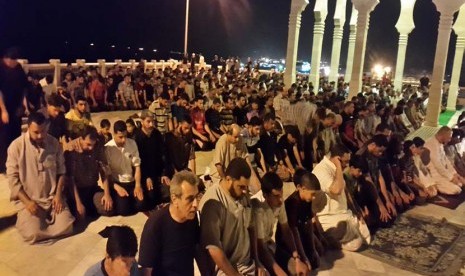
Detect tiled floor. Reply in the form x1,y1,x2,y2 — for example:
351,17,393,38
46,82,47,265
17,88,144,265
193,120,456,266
0,110,464,275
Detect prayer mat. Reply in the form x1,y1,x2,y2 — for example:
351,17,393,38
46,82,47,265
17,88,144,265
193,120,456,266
361,214,465,276
428,190,465,210
439,110,455,126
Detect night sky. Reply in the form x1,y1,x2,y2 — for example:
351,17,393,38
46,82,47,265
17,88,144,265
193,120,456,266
0,0,463,82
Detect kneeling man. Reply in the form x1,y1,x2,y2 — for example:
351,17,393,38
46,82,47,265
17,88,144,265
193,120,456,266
7,112,75,243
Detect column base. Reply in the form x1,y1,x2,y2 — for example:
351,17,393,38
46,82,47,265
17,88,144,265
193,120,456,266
406,125,440,140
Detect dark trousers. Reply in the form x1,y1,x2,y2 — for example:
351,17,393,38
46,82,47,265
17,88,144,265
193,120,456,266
67,185,111,217
0,115,22,172
112,182,157,216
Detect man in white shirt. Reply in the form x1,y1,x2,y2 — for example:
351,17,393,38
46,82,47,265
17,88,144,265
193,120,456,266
312,144,371,252
105,120,144,215
425,126,464,195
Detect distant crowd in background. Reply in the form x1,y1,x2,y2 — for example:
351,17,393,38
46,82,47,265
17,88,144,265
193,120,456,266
3,47,465,275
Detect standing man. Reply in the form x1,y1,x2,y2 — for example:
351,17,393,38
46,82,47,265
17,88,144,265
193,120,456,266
139,171,200,275
6,112,75,243
0,48,30,173
199,158,263,276
134,110,169,208
105,120,144,215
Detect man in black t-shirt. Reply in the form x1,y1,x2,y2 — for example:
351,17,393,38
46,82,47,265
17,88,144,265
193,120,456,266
139,171,200,276
278,169,323,269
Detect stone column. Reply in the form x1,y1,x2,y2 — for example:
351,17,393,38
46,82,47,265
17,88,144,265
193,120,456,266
328,0,347,83
308,0,328,91
97,59,106,77
345,6,358,83
425,0,465,127
447,6,465,111
284,0,309,88
348,0,379,100
393,0,416,92
49,59,61,86
115,59,122,66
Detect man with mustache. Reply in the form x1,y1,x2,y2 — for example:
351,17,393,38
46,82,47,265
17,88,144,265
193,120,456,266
139,171,200,275
6,112,74,243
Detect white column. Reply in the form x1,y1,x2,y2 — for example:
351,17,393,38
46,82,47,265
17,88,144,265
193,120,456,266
284,0,309,88
447,37,465,110
348,0,379,100
393,0,416,92
98,59,106,77
425,0,465,127
328,0,347,83
49,59,61,86
345,6,358,84
447,7,465,111
309,0,328,91
393,34,409,91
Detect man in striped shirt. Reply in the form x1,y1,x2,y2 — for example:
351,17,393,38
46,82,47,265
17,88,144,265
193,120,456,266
149,91,173,135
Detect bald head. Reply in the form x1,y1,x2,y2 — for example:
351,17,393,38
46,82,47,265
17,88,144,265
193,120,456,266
227,124,242,144
436,126,452,144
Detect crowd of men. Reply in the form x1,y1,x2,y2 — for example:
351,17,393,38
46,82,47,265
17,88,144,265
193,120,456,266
2,48,465,275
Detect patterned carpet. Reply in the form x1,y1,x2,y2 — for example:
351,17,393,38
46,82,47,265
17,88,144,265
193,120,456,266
361,214,465,276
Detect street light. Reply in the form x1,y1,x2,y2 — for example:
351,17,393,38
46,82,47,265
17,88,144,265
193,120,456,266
184,0,190,55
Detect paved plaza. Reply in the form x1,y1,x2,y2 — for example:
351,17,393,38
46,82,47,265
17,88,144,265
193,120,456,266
0,110,464,276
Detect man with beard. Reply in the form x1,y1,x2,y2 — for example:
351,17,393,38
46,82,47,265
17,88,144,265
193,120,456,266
199,158,263,276
165,115,196,177
139,171,200,275
134,110,170,208
64,125,113,219
6,112,75,243
65,95,93,139
39,94,67,141
105,120,144,215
